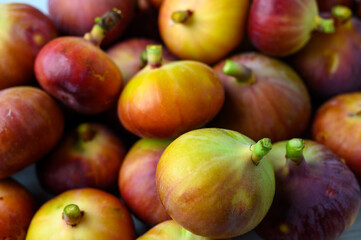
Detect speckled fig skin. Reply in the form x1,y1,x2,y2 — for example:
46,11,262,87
248,0,320,56
0,3,57,90
312,92,361,182
0,87,64,178
0,178,37,240
37,123,126,195
107,38,177,85
256,140,361,240
118,61,225,139
26,188,136,240
35,37,123,114
317,0,355,12
212,52,311,142
48,0,135,47
156,128,275,239
137,220,229,240
119,138,172,226
292,17,361,100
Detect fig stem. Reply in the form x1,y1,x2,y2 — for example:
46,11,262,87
251,138,272,165
62,204,83,227
77,124,96,142
222,60,254,84
146,45,163,68
286,138,305,165
84,8,122,46
332,5,352,21
314,16,335,34
140,50,148,68
171,10,193,23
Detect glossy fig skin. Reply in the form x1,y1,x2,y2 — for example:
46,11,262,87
159,0,250,64
292,18,361,100
107,38,177,85
256,140,361,240
48,0,135,46
0,178,37,240
312,92,361,182
37,123,126,195
0,87,64,178
0,3,57,90
118,61,225,139
156,128,275,239
212,53,311,142
137,220,226,240
119,138,171,226
26,188,136,240
317,0,355,12
35,37,123,114
248,0,319,56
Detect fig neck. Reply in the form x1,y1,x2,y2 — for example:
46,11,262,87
222,59,255,84
250,138,272,165
62,204,84,227
171,10,193,23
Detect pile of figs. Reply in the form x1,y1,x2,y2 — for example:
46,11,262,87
1,0,361,239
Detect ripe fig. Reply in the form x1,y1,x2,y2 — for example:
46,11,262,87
156,128,275,239
256,139,361,240
35,9,123,114
117,45,224,139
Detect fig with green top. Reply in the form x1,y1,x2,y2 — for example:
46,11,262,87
256,139,361,240
211,52,311,142
159,0,250,64
35,9,123,114
249,0,336,56
117,45,224,139
26,188,136,240
156,128,275,239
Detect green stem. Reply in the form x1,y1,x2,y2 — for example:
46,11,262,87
146,45,163,68
62,204,83,227
251,138,272,165
314,15,335,34
140,50,148,68
84,8,122,46
285,138,305,165
171,10,193,23
332,5,352,22
222,59,254,84
77,124,96,142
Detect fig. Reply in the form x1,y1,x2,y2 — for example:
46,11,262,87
106,38,177,85
26,188,136,240
35,9,123,114
292,6,361,100
156,128,275,239
0,3,57,90
37,123,126,195
0,86,64,178
119,138,172,226
256,139,361,240
312,92,361,182
0,178,37,240
48,0,135,46
159,0,250,64
248,0,335,56
211,52,311,142
117,45,224,139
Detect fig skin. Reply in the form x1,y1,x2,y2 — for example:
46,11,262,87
312,92,361,182
0,3,57,90
317,0,355,12
0,86,64,178
26,188,136,240
37,123,126,195
292,16,361,100
119,138,172,226
156,128,275,239
212,52,311,142
0,178,37,240
106,38,177,85
48,0,135,47
256,139,361,240
118,59,225,139
35,36,123,114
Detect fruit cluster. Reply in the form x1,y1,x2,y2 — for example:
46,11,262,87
1,0,361,239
